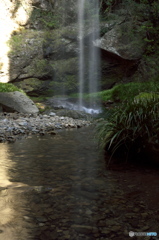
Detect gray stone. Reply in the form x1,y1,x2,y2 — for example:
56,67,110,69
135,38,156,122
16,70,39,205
94,22,145,60
0,91,39,114
49,112,56,116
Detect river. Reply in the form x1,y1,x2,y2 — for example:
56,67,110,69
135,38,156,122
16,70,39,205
0,127,159,240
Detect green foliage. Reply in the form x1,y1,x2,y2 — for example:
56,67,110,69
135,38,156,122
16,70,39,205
8,34,24,52
134,92,159,101
30,8,60,30
97,81,159,102
70,81,159,107
99,0,121,16
100,0,159,56
0,83,24,93
41,12,60,29
141,21,159,55
97,95,159,165
30,96,49,102
34,59,49,74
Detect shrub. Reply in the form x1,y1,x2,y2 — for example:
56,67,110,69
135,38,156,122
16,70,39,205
97,95,159,165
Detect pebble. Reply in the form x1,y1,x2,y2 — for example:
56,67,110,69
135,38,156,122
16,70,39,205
49,112,56,116
0,112,91,142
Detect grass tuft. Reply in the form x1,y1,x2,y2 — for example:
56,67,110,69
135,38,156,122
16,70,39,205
97,95,159,165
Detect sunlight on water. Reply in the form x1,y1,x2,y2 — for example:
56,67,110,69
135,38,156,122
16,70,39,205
0,144,15,187
0,144,31,240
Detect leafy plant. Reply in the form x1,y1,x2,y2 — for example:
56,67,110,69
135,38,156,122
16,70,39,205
0,83,24,93
97,95,159,165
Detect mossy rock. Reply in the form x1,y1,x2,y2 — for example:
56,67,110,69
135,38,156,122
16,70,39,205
14,78,43,93
49,75,77,95
51,58,78,75
8,29,44,54
24,59,53,78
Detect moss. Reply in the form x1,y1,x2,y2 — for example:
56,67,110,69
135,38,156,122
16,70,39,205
51,58,78,75
34,59,49,75
26,59,52,78
29,8,60,30
14,78,43,93
81,81,159,104
134,92,159,102
8,29,44,57
98,81,159,102
8,34,24,52
30,96,49,102
0,83,24,93
49,74,77,95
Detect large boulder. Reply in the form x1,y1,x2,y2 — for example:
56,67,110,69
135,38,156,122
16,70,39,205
95,22,145,60
8,27,79,96
0,0,152,96
0,91,39,113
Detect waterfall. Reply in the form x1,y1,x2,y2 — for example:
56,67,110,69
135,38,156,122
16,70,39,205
78,0,101,114
78,0,85,111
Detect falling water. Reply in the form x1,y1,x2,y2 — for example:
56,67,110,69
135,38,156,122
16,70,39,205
78,0,85,111
78,0,101,114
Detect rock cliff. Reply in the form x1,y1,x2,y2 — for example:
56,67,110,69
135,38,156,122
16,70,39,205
0,0,154,96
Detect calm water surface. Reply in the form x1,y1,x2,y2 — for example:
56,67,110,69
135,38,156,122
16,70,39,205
0,127,159,240
0,127,106,240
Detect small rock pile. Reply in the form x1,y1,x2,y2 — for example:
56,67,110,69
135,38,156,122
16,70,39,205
0,112,91,143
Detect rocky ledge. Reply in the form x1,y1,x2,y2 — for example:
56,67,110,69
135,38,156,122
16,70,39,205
0,112,91,143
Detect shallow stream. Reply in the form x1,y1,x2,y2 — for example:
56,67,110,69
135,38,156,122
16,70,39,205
0,127,159,240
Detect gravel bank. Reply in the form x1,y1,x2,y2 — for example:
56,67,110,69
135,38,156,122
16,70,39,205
0,112,92,142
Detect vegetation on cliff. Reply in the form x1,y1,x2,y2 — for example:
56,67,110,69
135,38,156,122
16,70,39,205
100,0,159,76
0,83,23,93
96,0,159,165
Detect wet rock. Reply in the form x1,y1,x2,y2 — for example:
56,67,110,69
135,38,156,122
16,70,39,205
0,91,39,114
49,112,56,116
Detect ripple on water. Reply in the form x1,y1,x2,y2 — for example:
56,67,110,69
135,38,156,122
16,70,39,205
0,127,159,239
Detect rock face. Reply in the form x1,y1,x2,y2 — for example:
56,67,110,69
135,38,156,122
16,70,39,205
0,91,39,114
0,0,78,96
0,0,149,96
96,22,145,60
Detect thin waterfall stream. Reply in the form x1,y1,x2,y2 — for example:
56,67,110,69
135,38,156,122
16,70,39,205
78,0,101,114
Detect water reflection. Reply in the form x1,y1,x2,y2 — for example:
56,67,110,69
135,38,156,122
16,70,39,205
5,128,104,186
0,127,159,240
0,144,33,240
0,127,107,240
